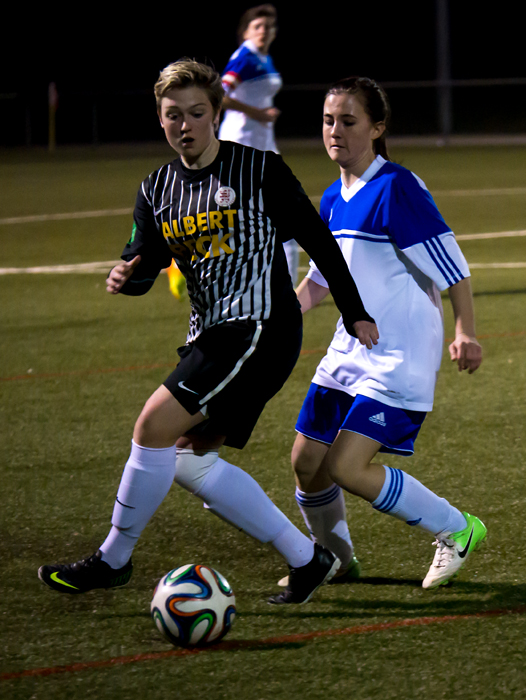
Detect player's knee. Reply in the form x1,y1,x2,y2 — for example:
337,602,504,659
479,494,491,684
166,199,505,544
291,436,327,490
327,455,356,490
292,450,318,488
327,455,370,494
133,404,175,448
174,448,219,495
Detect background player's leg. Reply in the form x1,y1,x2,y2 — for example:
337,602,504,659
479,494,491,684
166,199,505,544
325,431,486,588
326,431,467,535
283,240,299,287
291,433,355,573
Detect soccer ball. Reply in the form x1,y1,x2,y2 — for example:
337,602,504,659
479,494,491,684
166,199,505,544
151,564,236,648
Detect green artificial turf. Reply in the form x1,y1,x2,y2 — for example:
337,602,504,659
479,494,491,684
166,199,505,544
0,142,525,700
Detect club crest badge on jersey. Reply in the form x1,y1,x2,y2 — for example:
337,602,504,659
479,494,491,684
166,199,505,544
215,186,236,207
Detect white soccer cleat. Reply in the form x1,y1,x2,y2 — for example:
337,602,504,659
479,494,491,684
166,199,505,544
422,512,487,589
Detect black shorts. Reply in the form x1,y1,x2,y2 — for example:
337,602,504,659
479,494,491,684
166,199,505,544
163,310,303,449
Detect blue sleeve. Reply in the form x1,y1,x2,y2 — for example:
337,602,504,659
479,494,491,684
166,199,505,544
319,193,331,226
386,171,451,250
223,48,261,83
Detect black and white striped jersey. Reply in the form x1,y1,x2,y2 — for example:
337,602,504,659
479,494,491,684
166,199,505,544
120,140,372,341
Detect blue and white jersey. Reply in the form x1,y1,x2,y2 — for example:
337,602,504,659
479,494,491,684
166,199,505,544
309,155,470,411
218,40,282,153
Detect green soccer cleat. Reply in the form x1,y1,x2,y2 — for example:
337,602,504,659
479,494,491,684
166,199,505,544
327,555,361,585
422,512,487,589
38,550,133,594
277,555,360,587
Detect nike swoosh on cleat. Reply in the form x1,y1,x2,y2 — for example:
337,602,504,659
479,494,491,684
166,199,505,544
458,527,474,558
50,572,79,590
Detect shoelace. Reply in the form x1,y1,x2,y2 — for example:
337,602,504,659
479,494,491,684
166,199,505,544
71,553,99,572
430,538,456,568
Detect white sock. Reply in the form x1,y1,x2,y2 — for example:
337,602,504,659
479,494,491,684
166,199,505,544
295,484,354,567
196,458,315,568
372,465,467,536
100,440,177,569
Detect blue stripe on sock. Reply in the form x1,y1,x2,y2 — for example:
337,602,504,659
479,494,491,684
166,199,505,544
374,467,404,513
376,468,399,512
295,483,341,508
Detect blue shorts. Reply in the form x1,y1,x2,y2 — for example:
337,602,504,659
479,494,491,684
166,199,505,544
295,384,426,456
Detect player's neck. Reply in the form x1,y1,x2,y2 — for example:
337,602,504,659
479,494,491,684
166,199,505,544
340,152,377,188
181,138,220,170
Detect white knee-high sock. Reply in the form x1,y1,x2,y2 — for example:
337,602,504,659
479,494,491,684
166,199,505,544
195,458,315,568
295,484,354,567
372,465,467,536
100,440,177,568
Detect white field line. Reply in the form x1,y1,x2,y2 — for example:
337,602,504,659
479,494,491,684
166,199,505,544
456,230,526,241
308,186,526,205
0,208,133,225
1,260,524,276
1,184,526,226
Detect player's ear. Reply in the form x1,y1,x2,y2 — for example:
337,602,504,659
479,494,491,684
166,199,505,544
158,110,164,128
213,111,221,131
372,121,386,141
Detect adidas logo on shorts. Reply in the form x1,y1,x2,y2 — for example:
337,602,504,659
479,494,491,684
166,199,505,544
369,412,386,427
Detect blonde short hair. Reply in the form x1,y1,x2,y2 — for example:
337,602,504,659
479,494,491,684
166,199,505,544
154,59,224,114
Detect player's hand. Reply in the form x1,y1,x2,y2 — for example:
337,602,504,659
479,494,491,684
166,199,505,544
353,320,379,350
106,256,141,294
448,333,482,373
259,107,280,123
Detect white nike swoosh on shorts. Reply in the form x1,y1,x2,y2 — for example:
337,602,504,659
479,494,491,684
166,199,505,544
178,381,199,395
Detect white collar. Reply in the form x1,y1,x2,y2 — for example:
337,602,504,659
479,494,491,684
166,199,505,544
243,39,267,60
340,155,386,202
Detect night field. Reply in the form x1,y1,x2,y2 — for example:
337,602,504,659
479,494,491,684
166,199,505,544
1,141,525,699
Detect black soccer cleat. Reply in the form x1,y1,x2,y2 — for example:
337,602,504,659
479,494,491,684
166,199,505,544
268,544,340,605
38,550,132,594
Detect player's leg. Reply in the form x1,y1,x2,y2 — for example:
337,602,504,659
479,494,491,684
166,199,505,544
171,432,340,605
174,434,325,573
38,387,206,594
325,429,486,586
289,433,359,584
167,260,186,300
326,429,468,534
176,320,340,604
283,240,299,287
284,385,359,584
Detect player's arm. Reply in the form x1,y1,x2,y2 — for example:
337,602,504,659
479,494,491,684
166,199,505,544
295,277,330,312
222,95,279,123
109,182,172,297
106,256,142,294
263,153,378,345
388,173,481,372
296,277,378,349
221,60,280,123
447,277,482,373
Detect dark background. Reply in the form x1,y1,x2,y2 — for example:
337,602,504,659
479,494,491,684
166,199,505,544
2,2,524,145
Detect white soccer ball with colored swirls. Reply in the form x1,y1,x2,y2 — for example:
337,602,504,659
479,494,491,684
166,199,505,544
151,564,236,647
